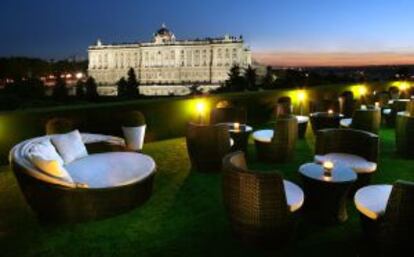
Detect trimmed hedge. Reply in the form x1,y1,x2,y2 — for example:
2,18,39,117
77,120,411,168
0,83,391,164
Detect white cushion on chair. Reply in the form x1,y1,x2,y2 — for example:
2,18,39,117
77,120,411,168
65,152,155,188
296,115,309,124
252,130,274,143
354,185,393,220
382,108,392,115
315,153,377,174
340,118,352,128
283,180,304,212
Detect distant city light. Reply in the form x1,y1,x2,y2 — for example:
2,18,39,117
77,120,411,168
75,72,84,79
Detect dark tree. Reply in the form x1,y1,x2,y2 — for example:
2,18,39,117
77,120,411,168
244,65,258,91
116,77,128,97
126,68,139,97
225,64,246,92
262,66,275,89
52,76,68,101
75,80,85,98
85,76,99,101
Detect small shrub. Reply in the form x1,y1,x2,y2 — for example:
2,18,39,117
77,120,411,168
121,111,146,127
46,117,74,135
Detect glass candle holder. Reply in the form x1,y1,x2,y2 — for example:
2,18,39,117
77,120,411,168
323,161,334,177
234,122,240,131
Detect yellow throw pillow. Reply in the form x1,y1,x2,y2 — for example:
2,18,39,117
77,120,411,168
29,155,74,183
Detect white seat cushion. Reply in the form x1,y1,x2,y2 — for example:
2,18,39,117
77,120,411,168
283,180,304,212
315,153,377,174
51,130,88,164
382,108,392,115
354,185,392,220
296,115,309,124
65,152,155,188
340,118,352,128
29,139,64,166
252,129,274,143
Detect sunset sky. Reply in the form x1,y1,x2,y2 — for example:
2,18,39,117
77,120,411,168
1,0,413,66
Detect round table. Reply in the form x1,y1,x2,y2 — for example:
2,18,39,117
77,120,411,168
296,115,309,139
299,163,357,224
310,112,344,133
219,123,253,153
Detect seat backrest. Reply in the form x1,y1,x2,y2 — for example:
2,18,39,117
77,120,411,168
271,115,298,147
380,180,414,252
315,128,379,162
186,122,231,171
351,109,381,134
222,152,290,229
210,107,247,124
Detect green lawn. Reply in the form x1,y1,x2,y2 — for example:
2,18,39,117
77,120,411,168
0,127,413,257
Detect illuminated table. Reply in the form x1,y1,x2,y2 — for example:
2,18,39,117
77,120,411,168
299,163,357,224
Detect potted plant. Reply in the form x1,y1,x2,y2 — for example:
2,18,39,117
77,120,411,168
121,111,146,151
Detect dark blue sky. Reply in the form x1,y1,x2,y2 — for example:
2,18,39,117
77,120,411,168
1,0,414,62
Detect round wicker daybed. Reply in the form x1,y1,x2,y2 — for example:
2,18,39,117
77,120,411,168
10,133,156,223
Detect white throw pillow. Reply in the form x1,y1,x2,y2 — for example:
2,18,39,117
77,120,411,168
29,139,64,166
51,130,88,164
29,154,73,183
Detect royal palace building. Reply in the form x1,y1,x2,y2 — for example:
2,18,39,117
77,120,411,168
88,24,251,95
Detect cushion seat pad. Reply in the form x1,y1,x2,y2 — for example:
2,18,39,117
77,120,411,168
340,118,352,128
252,129,274,143
354,185,392,220
65,152,155,188
284,180,304,212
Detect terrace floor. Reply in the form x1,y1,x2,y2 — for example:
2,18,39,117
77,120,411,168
0,127,413,257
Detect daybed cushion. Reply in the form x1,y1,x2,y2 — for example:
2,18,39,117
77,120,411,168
51,130,88,164
252,129,274,143
315,153,377,174
354,185,393,220
65,152,155,188
340,118,352,128
29,139,64,166
29,155,73,183
283,180,304,212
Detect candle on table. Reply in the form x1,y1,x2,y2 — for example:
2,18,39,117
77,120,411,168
323,161,334,177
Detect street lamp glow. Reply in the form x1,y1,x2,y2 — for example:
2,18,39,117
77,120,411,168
359,86,367,96
196,101,205,114
297,90,306,102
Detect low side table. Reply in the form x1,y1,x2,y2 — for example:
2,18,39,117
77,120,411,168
220,123,253,153
296,115,309,139
310,112,344,133
299,163,357,225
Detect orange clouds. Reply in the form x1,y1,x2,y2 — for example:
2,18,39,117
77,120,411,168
253,52,414,67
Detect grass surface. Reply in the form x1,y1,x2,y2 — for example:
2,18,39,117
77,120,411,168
0,127,413,257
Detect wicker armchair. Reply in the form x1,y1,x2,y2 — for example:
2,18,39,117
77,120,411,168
253,115,298,163
385,99,409,127
222,151,304,247
210,106,247,124
354,180,414,256
340,109,381,134
315,128,379,191
186,122,231,172
395,111,414,158
275,96,293,117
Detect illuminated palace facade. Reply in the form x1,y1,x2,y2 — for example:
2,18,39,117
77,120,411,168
87,25,251,95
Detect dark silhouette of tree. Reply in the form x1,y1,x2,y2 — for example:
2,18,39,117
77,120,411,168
225,64,246,92
85,76,99,101
52,76,68,101
75,80,85,98
126,68,139,97
116,77,128,97
244,65,258,91
262,66,275,89
189,84,203,95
